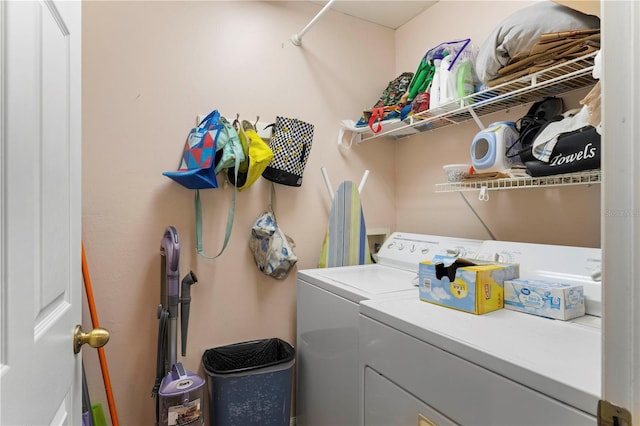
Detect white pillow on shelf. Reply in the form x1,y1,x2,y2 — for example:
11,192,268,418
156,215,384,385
475,1,600,84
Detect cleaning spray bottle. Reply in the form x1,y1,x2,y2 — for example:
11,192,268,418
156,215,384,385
454,58,474,100
430,50,445,109
439,53,454,105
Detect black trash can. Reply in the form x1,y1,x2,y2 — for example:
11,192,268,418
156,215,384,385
202,338,295,426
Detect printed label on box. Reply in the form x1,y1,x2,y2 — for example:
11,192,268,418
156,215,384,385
418,256,519,315
504,279,585,320
167,398,201,426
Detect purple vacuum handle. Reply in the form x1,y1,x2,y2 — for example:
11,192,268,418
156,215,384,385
161,226,180,369
169,362,188,381
161,226,180,309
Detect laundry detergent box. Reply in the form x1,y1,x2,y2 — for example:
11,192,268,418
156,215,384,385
418,255,519,314
503,279,585,320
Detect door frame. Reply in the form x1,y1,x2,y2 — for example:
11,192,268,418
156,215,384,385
601,0,640,419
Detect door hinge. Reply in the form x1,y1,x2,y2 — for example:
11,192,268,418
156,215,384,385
418,413,437,426
598,399,632,426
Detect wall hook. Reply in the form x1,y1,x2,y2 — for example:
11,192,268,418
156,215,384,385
479,186,489,201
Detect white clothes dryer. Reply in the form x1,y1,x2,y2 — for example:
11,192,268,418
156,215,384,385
359,240,602,426
295,232,483,426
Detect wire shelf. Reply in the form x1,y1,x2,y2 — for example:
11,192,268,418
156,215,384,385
360,51,597,142
435,169,601,193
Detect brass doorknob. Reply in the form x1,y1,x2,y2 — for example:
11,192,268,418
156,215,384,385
73,325,110,354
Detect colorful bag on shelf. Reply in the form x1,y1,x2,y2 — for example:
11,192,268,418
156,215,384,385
407,59,436,103
411,91,431,115
361,106,401,133
372,72,414,108
262,116,314,187
357,72,414,133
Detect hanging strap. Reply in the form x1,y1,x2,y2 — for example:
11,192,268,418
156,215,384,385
368,107,384,134
268,182,277,216
194,124,241,259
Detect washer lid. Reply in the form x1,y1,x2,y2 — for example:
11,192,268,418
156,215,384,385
298,264,418,303
297,232,483,303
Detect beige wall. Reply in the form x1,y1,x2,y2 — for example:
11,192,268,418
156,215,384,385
82,1,601,424
82,1,396,424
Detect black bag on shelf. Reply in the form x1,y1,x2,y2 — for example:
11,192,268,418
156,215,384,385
506,97,565,163
524,125,600,177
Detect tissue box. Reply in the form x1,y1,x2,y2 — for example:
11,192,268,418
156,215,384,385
503,279,585,320
418,256,519,315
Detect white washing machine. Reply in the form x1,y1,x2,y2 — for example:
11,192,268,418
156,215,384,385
296,232,484,426
359,240,602,426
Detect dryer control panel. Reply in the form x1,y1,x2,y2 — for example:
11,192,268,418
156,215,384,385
376,232,483,273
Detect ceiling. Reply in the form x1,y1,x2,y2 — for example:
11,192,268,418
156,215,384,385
310,1,438,30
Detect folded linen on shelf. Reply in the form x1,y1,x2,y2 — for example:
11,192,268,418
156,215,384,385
487,30,600,87
474,1,600,84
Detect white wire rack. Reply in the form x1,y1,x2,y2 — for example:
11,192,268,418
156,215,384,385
360,51,598,142
435,169,601,193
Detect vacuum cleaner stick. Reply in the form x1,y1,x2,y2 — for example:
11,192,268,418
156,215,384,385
180,271,198,357
156,227,205,426
160,226,180,369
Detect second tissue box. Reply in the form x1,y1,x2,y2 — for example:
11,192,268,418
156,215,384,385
504,279,585,320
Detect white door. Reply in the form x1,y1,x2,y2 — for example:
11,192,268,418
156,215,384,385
602,0,639,422
0,1,83,425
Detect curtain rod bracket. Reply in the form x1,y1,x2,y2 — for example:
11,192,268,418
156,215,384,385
291,34,303,46
291,0,336,46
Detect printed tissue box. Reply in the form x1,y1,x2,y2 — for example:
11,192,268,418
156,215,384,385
503,279,585,320
418,256,519,315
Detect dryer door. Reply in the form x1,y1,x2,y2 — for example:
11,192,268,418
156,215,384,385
364,366,457,426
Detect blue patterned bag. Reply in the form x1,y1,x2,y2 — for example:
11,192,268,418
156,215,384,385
163,110,221,189
163,110,245,259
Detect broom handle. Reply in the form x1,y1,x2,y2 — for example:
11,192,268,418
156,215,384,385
82,242,120,426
